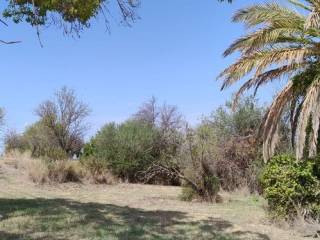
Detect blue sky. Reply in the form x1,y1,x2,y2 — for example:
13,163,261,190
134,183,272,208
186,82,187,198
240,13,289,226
1,0,288,139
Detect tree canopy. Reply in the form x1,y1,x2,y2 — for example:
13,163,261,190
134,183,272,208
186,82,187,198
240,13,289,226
2,0,140,36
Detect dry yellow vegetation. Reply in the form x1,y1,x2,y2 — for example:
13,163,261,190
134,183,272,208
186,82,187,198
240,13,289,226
0,154,316,240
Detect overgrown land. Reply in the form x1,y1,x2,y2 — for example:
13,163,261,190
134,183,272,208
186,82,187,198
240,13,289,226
0,155,310,240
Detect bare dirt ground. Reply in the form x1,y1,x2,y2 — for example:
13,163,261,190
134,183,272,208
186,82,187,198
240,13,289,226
0,161,316,240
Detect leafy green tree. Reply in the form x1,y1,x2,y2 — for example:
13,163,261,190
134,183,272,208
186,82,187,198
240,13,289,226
0,0,232,40
4,121,68,159
206,96,264,138
83,120,158,182
2,0,140,36
23,121,67,159
218,0,320,161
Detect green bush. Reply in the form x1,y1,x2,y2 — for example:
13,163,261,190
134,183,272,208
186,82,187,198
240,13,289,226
203,175,220,200
179,186,197,202
179,176,220,202
7,121,69,161
260,154,320,221
82,121,158,182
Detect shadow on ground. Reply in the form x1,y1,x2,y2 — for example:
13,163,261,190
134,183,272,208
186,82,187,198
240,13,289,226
0,198,270,240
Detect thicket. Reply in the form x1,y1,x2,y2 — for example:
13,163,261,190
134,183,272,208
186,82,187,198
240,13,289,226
164,97,264,201
82,98,185,184
82,120,158,182
6,90,320,223
201,97,264,192
261,154,320,222
81,96,265,202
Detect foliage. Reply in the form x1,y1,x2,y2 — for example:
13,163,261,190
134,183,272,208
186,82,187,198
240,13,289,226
4,122,67,160
138,96,265,195
24,121,68,160
3,0,140,35
218,0,320,161
4,87,89,161
13,122,66,160
179,186,197,202
209,96,264,138
172,126,221,202
35,87,90,158
82,120,157,182
202,96,264,192
84,97,185,185
4,130,27,153
260,154,320,222
133,97,185,169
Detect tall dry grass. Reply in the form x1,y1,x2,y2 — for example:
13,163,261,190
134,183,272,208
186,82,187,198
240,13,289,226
1,151,118,184
1,151,85,184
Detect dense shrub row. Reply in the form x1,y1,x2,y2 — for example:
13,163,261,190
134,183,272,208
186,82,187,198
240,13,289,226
5,87,320,223
4,93,265,202
79,96,264,202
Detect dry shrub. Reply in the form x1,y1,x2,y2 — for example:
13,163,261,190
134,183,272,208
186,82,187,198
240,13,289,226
2,151,86,184
47,161,86,183
2,151,49,183
87,168,118,184
82,163,120,184
292,219,320,238
26,158,49,184
80,156,118,184
215,135,260,192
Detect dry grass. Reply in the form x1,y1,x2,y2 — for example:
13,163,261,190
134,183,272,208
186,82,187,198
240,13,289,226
1,151,50,183
0,154,318,240
1,151,87,184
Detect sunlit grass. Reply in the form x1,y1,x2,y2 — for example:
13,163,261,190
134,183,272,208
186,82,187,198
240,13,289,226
0,198,240,240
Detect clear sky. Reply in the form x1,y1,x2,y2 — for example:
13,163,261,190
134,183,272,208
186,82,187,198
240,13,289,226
1,0,287,140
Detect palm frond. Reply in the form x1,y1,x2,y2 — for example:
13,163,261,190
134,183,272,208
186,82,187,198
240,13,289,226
219,47,313,90
233,3,303,29
261,82,294,161
305,0,320,29
232,64,301,109
288,0,312,11
296,76,320,159
223,27,312,57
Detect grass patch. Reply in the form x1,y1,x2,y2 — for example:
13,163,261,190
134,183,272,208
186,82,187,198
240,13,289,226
0,198,243,240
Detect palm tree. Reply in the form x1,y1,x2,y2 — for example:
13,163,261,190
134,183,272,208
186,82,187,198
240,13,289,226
218,0,320,161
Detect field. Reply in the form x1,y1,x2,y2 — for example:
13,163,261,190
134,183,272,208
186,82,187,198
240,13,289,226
0,161,314,240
